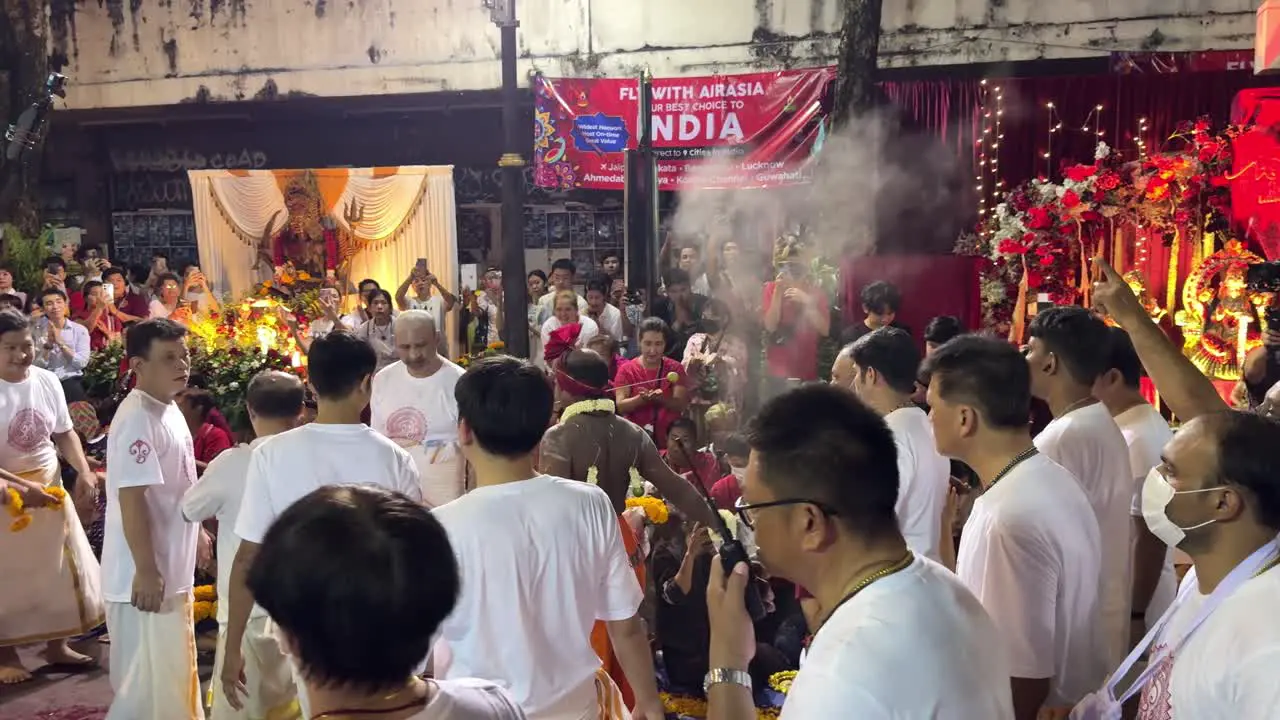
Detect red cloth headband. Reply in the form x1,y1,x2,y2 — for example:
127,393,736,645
555,369,611,399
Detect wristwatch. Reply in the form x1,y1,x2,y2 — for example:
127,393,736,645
703,667,752,694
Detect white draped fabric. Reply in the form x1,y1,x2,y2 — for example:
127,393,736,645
188,166,460,357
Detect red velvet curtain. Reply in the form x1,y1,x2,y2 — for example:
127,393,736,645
840,254,982,339
883,70,1272,191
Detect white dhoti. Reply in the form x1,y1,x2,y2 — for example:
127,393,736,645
210,616,299,720
531,668,631,720
0,465,104,647
106,594,205,720
411,438,464,508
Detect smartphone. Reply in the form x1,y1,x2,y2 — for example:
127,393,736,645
415,258,428,277
319,287,339,304
102,283,114,302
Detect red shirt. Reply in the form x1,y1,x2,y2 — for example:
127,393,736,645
660,449,722,492
613,356,689,450
709,474,742,510
194,422,234,469
73,306,122,351
761,281,829,381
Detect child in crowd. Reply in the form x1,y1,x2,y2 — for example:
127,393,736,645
708,433,750,511
661,418,721,493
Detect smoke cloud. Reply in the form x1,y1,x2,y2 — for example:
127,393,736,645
672,109,972,272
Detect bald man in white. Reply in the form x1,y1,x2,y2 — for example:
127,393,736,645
370,311,468,506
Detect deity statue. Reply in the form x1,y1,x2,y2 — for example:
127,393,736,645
255,172,364,291
1175,240,1270,380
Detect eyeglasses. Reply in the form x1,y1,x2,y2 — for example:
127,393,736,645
733,497,839,529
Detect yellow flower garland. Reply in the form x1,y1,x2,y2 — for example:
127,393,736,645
625,496,669,525
193,585,217,602
6,486,67,532
767,670,797,695
660,692,781,719
558,398,615,425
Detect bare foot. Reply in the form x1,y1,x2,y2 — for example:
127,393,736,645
43,639,95,667
0,646,31,684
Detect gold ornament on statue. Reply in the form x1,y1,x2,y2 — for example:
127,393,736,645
1117,270,1166,324
1174,240,1269,381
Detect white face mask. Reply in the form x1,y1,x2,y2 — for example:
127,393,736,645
730,466,747,487
1140,467,1221,549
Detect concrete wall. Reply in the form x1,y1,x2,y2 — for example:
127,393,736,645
53,0,1258,109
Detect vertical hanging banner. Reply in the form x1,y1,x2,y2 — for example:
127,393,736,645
532,68,835,191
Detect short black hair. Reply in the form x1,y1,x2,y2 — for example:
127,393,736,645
747,384,900,540
307,331,376,399
848,327,921,395
702,298,732,323
455,356,553,457
550,258,576,276
1104,327,1145,389
247,370,306,420
43,255,66,271
584,275,611,297
75,243,103,262
668,416,697,438
663,267,691,289
1029,306,1113,385
599,250,622,264
125,318,188,359
156,271,181,287
638,316,670,342
39,287,69,305
722,432,750,459
82,279,104,297
0,309,29,336
177,388,217,419
562,349,611,390
528,269,547,283
860,281,901,315
921,335,1030,430
357,278,379,291
102,267,126,283
365,288,393,306
1198,411,1280,530
924,316,963,345
247,485,459,695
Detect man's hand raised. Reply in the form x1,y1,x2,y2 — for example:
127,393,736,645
1091,257,1147,328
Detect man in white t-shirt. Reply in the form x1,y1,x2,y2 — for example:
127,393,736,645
221,332,422,715
433,356,665,720
705,383,1013,719
1026,306,1134,670
535,259,588,327
1091,326,1177,640
833,327,950,561
101,318,205,720
583,277,625,344
922,336,1106,718
182,371,304,720
247,485,524,719
1071,258,1280,718
372,311,467,507
395,266,458,351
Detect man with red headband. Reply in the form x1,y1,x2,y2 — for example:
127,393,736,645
540,349,716,705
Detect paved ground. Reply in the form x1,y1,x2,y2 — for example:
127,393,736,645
0,633,215,720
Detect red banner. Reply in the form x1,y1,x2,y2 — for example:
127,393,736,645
532,68,835,191
1111,50,1254,74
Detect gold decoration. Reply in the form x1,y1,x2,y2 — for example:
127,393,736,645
1113,270,1166,324
1174,239,1269,380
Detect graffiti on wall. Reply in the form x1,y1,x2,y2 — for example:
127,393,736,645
109,147,270,173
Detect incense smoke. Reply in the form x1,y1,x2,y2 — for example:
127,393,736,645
672,109,971,277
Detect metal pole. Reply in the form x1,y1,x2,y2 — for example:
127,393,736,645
490,0,529,357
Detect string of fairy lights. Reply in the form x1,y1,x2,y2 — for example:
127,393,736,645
975,79,1004,234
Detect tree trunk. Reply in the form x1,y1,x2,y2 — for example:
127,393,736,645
0,0,51,237
831,0,883,127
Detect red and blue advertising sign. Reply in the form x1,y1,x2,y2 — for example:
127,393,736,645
532,68,836,191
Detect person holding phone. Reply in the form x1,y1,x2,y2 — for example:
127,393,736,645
74,280,123,350
395,260,457,351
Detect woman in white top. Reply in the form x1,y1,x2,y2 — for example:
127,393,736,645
539,289,598,369
245,485,523,719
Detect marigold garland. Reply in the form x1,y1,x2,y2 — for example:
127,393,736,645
624,496,669,525
660,692,781,719
6,485,67,532
193,600,217,624
193,585,217,602
768,670,798,695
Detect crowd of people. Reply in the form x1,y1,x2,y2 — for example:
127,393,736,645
0,223,1278,720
